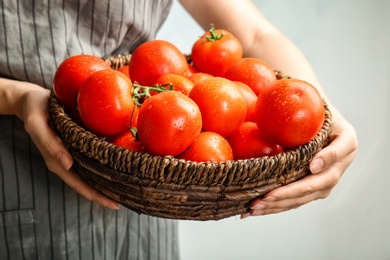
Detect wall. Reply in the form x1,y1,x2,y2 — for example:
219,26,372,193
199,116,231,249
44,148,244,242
157,1,390,259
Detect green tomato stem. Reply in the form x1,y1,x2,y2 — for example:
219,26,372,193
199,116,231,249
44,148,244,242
129,82,173,141
132,82,173,107
205,25,223,42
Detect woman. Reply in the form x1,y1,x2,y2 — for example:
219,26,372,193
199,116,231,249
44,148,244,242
0,0,357,259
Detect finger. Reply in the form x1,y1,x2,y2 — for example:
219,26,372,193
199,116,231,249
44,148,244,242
248,170,338,215
310,120,357,174
250,189,331,216
33,130,120,210
26,112,74,171
25,105,119,210
22,90,74,171
241,213,251,219
267,169,339,201
57,168,120,210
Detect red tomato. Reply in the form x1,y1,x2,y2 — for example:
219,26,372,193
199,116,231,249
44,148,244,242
191,28,243,77
178,132,233,162
189,77,247,137
187,72,213,85
53,54,111,111
118,65,131,80
255,79,325,149
234,81,257,122
68,109,84,127
224,57,277,95
155,74,194,96
137,91,202,157
77,70,134,136
186,63,198,77
106,130,143,153
131,105,139,128
226,122,283,160
128,40,188,86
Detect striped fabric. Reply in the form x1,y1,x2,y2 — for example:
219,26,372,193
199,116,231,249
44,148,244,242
0,0,180,259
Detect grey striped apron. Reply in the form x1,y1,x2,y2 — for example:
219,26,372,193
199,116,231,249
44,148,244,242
0,0,180,259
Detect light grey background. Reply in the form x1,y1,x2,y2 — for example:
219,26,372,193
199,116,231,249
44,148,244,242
157,1,390,259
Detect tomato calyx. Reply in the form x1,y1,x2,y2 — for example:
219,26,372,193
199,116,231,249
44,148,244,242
132,82,173,107
130,82,175,142
205,26,223,42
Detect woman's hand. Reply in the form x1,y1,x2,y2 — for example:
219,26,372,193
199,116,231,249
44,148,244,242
1,79,119,210
242,109,358,217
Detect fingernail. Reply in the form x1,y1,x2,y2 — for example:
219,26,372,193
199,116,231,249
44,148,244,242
310,158,324,174
107,202,120,210
251,203,266,210
59,153,73,171
241,213,251,219
251,209,264,216
263,196,276,202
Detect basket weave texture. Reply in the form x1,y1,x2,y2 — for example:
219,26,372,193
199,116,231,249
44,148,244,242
48,54,332,221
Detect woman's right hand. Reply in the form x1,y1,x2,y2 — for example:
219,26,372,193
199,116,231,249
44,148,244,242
0,78,119,210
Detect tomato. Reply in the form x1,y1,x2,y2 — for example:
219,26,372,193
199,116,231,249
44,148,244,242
189,77,247,137
118,65,131,80
68,109,85,127
155,74,194,96
255,78,325,149
137,91,202,157
53,54,111,111
187,72,213,85
106,130,143,153
234,81,257,122
191,27,242,77
128,40,188,86
77,69,134,136
224,57,277,95
178,132,233,162
226,122,283,160
130,105,139,128
186,63,198,77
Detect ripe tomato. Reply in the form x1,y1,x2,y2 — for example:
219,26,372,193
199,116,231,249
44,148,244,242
189,77,247,137
187,72,213,85
186,63,198,77
234,81,257,122
191,28,242,77
53,54,111,111
118,65,131,80
130,105,139,128
224,57,277,95
137,91,202,157
128,40,188,86
255,78,325,149
226,122,283,160
68,109,85,127
106,130,143,153
155,74,194,96
77,69,134,136
178,132,233,162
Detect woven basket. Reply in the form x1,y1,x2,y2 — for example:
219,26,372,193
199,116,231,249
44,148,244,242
48,54,332,221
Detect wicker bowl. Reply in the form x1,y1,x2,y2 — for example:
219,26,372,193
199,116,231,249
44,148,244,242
48,54,332,221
